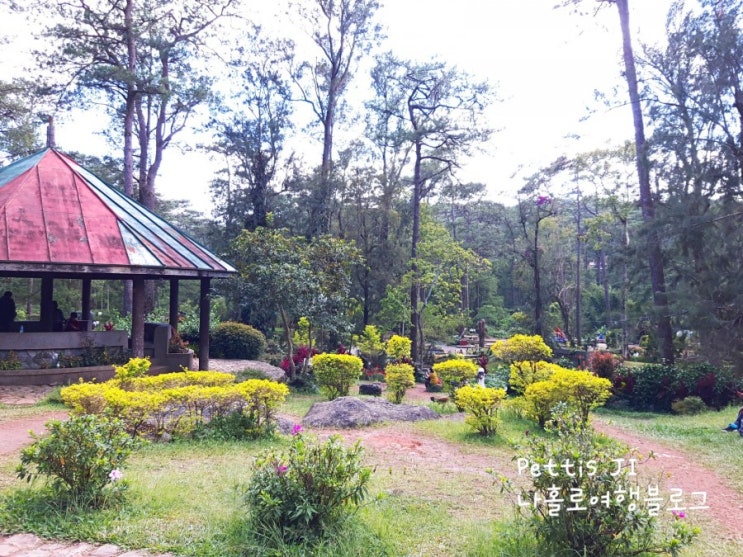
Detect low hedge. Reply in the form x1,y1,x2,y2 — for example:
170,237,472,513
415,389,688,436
61,369,288,438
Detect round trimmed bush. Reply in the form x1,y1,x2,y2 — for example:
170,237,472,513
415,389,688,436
210,321,266,360
313,353,363,400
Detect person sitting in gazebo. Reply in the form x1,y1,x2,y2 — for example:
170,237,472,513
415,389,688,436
52,301,65,332
65,312,82,332
0,291,17,332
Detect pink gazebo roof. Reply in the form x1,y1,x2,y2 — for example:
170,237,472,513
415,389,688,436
0,148,235,279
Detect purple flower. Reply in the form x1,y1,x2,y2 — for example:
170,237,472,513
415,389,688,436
276,464,288,477
108,469,123,482
536,195,551,207
672,510,686,519
291,424,303,436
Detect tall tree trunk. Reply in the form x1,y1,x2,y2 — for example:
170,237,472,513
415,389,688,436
615,0,674,363
533,222,543,338
122,0,137,316
410,140,423,367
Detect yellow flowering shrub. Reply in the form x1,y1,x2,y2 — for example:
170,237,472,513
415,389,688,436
454,385,507,436
313,353,363,400
61,382,108,415
509,360,563,395
524,368,612,428
385,335,412,361
432,358,479,396
384,363,415,403
491,334,552,364
58,358,289,439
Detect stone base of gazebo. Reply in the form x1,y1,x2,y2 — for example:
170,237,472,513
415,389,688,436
0,364,171,386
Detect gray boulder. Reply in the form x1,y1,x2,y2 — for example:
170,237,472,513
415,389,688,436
239,360,286,382
302,396,439,429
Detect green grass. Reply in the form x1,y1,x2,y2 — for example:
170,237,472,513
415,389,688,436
596,404,743,492
0,392,741,556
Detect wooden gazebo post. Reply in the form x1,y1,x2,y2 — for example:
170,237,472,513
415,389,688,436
169,279,180,330
199,278,211,370
131,278,145,357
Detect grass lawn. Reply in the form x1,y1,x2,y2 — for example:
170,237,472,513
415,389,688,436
0,391,741,556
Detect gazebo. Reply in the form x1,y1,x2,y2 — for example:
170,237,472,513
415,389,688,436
0,148,236,384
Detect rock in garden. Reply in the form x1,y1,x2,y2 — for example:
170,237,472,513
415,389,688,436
358,383,383,396
238,360,286,382
302,396,439,429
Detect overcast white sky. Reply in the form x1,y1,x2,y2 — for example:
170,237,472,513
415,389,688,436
1,0,675,213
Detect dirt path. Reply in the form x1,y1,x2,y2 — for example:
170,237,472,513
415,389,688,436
0,411,68,456
592,418,743,540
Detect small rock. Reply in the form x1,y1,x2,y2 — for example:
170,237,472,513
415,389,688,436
359,383,382,396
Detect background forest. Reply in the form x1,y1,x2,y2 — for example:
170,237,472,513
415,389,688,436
1,0,743,375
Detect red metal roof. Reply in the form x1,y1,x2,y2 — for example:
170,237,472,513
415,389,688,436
0,149,235,278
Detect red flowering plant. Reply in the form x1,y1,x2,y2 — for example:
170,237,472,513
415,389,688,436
279,345,320,373
362,366,386,382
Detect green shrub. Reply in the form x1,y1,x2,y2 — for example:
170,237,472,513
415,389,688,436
313,353,363,400
502,404,699,556
614,362,738,412
671,396,707,415
454,385,507,436
432,358,479,396
244,428,372,545
353,324,386,368
210,321,266,359
385,363,415,403
0,350,21,370
17,414,137,508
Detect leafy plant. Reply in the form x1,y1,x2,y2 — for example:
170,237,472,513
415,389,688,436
313,353,363,400
353,324,385,368
211,321,266,360
244,428,372,545
385,363,415,403
671,396,707,415
587,350,621,380
113,356,151,387
454,385,506,436
16,414,137,508
0,350,22,370
501,404,699,556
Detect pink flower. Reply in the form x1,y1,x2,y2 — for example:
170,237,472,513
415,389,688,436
291,424,303,436
536,195,551,207
108,469,123,482
276,464,288,476
672,510,686,519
